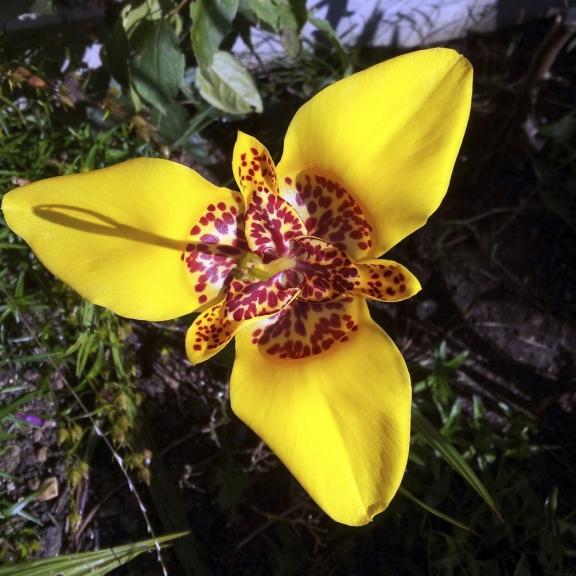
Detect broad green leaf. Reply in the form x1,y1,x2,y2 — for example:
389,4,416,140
0,532,186,576
248,0,305,56
196,51,262,115
399,487,475,533
121,0,163,37
412,407,502,519
190,0,239,68
247,0,283,29
151,99,189,144
130,20,185,114
248,0,305,31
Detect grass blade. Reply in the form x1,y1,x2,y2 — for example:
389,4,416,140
0,531,187,576
399,487,476,533
0,391,39,420
412,407,502,519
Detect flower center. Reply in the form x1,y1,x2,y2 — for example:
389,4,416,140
235,236,358,303
237,251,297,283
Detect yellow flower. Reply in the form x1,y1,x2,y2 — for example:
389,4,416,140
2,48,472,526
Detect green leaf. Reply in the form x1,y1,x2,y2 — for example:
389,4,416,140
152,99,190,145
248,0,305,31
308,15,352,75
247,0,305,56
0,532,186,576
412,407,502,519
170,107,219,161
196,51,262,115
0,391,38,421
399,487,476,533
130,20,185,114
190,0,239,68
121,0,163,37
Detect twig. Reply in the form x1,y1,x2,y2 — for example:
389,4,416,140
167,0,190,19
523,9,576,145
236,504,303,550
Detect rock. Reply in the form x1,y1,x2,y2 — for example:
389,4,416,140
36,446,48,463
442,253,576,379
37,477,59,502
0,444,21,474
40,526,62,558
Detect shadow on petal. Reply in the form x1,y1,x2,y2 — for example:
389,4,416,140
33,204,185,251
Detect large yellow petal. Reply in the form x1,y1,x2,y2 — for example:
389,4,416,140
2,159,238,320
277,48,473,257
231,297,411,525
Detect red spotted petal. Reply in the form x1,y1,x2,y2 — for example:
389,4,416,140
226,275,300,321
353,259,422,302
186,300,233,362
184,192,248,305
245,189,306,258
291,237,358,301
247,296,359,359
280,171,373,259
186,273,300,363
233,131,279,201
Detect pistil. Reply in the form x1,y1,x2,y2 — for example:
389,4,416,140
238,252,297,282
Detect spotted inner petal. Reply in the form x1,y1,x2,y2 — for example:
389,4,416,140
280,170,373,259
183,192,248,305
291,237,358,301
226,276,299,321
353,259,422,302
233,131,279,201
186,274,300,363
245,189,306,258
246,297,359,359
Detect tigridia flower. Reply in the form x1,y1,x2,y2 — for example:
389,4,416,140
2,48,472,525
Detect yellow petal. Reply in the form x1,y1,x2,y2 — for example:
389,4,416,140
2,159,237,320
277,48,473,257
353,259,421,302
231,297,411,525
232,131,278,202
